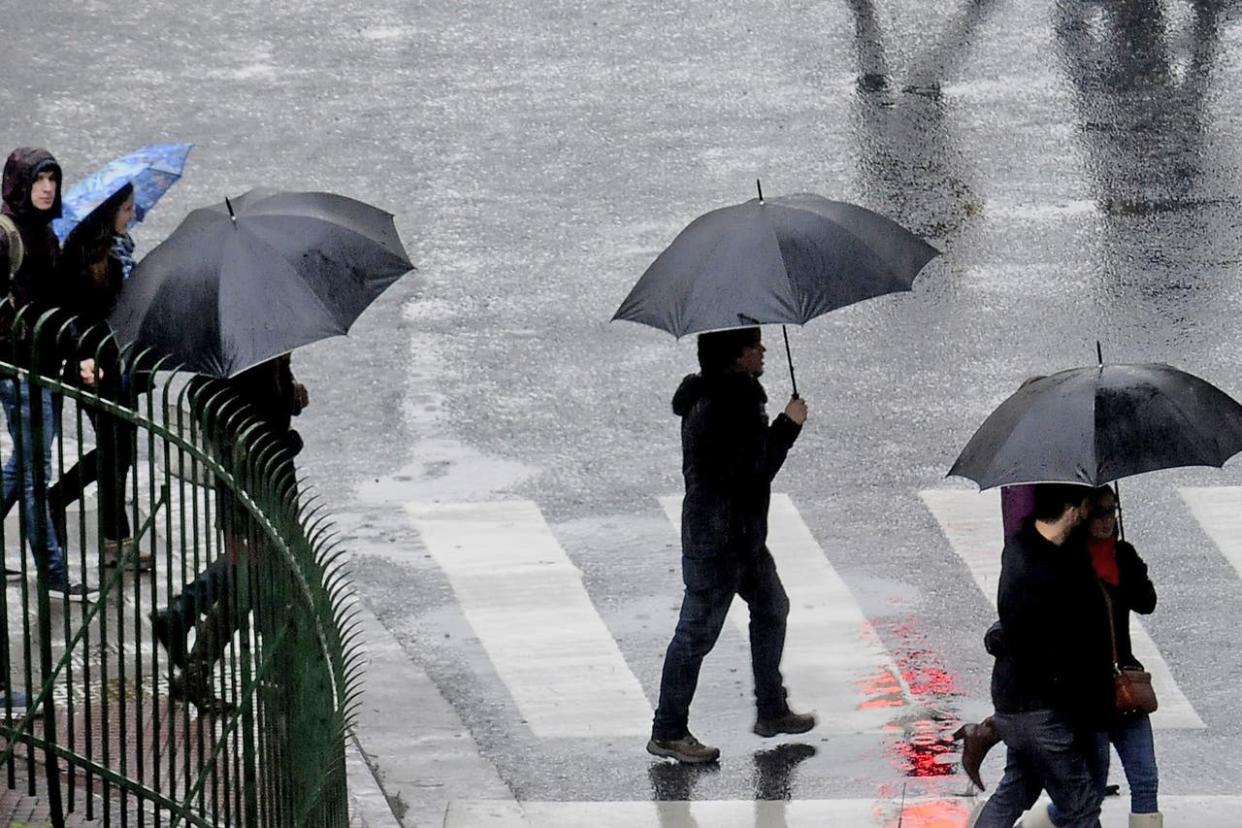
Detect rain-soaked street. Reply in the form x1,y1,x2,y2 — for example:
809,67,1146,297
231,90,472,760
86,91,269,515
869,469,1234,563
8,0,1242,824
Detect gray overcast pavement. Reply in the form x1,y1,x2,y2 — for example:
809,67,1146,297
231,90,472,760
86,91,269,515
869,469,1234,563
8,0,1242,821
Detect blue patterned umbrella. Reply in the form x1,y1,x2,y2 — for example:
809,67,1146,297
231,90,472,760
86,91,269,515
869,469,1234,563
52,143,193,242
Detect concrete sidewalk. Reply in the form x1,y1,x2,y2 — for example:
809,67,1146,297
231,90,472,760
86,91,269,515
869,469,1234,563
348,600,514,827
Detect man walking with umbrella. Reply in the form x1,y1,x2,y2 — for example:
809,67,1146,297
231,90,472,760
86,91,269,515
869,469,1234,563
647,327,814,764
971,484,1113,827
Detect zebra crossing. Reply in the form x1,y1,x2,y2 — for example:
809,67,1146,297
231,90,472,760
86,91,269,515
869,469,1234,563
411,487,1231,743
388,485,1242,823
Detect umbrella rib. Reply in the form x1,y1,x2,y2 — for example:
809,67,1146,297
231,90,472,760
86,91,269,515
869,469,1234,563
762,205,806,324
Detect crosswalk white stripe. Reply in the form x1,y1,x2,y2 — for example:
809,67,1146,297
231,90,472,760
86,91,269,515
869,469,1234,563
407,500,652,738
658,493,912,734
919,488,1205,730
1179,487,1242,580
444,795,1242,826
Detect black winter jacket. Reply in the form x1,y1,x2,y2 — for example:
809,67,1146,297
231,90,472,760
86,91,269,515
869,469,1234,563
673,371,801,559
990,522,1114,727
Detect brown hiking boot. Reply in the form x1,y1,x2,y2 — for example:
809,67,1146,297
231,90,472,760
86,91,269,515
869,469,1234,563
753,709,817,738
646,732,721,764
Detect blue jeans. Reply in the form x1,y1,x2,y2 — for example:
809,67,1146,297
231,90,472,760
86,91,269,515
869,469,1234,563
1110,713,1158,813
651,549,790,740
0,378,66,584
974,709,1106,828
1049,713,1158,817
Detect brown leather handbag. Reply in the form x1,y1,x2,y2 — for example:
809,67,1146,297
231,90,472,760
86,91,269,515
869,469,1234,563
1101,584,1158,715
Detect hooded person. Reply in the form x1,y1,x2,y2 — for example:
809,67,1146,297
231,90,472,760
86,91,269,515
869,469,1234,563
0,147,97,602
647,326,815,765
1,147,64,357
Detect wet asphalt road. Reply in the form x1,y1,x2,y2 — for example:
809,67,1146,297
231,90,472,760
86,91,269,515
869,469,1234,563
8,0,1242,814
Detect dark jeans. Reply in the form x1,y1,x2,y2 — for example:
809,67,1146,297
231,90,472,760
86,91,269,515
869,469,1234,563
974,709,1106,828
1050,712,1157,818
169,557,236,630
651,548,790,741
49,406,134,542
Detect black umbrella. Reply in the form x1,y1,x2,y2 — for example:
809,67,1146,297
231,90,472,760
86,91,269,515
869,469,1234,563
109,188,414,378
948,363,1242,489
611,183,939,393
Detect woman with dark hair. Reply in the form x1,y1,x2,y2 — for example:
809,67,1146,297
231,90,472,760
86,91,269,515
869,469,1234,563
1067,485,1160,826
49,182,147,569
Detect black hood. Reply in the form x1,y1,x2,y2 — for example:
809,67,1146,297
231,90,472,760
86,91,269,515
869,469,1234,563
2,147,62,221
672,371,767,417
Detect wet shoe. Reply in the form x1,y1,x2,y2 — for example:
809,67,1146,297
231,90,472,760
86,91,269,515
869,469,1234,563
952,716,1000,791
646,732,720,764
753,709,816,738
150,609,189,669
170,667,235,716
49,581,100,603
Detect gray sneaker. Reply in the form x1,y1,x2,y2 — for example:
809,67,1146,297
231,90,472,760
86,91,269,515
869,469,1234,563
646,732,720,764
753,709,817,738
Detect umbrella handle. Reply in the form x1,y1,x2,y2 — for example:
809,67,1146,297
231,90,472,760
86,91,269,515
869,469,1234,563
782,324,799,399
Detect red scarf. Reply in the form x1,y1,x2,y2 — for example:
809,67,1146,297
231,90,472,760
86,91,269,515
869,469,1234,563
1089,536,1120,586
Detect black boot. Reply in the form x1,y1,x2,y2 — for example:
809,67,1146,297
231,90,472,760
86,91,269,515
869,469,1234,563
170,665,234,716
150,608,189,670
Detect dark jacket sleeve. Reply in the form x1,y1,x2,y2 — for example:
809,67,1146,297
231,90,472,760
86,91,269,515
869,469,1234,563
763,414,801,481
1116,540,1157,615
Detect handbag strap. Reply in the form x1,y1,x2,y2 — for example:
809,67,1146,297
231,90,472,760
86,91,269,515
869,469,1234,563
1098,581,1121,670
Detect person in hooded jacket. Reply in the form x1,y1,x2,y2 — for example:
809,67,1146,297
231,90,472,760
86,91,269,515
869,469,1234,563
0,147,96,602
647,327,814,764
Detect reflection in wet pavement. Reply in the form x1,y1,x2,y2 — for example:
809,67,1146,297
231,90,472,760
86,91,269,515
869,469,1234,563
871,616,964,783
752,743,818,800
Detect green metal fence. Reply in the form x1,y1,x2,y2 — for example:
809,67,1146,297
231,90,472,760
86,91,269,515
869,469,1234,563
0,306,364,827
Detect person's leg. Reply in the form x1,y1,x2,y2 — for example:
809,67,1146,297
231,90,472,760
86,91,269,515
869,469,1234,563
172,584,239,714
1022,712,1103,828
1048,726,1110,825
651,556,736,741
736,548,805,729
152,557,237,668
171,557,236,625
94,411,133,543
0,380,67,585
973,713,1046,828
1111,714,1158,814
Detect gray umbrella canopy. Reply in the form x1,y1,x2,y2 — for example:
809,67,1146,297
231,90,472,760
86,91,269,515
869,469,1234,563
948,364,1242,489
109,188,413,378
611,192,939,337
